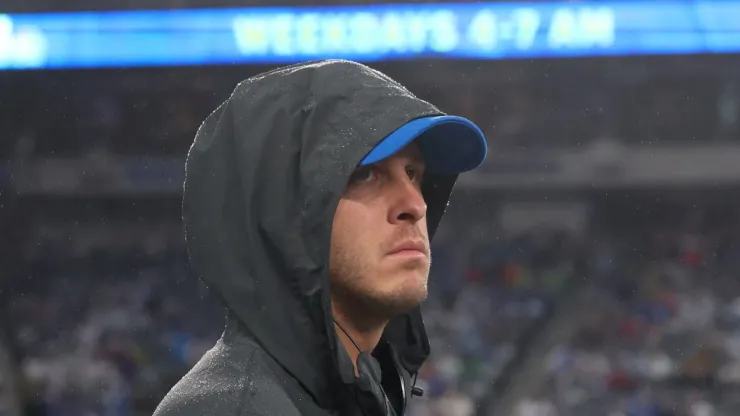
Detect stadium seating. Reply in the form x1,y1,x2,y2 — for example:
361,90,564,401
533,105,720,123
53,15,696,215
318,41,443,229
9,221,579,415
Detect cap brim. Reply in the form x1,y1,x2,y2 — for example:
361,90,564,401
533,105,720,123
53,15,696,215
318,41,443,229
360,115,488,174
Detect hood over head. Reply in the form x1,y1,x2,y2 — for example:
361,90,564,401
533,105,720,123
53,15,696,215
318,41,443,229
183,60,471,409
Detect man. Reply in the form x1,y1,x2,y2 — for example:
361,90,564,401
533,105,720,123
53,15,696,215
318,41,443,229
154,59,487,416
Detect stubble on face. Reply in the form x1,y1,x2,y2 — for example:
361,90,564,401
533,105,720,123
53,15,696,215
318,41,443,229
328,145,431,327
329,222,430,325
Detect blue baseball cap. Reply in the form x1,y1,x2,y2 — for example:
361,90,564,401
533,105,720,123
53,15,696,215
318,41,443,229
360,115,488,174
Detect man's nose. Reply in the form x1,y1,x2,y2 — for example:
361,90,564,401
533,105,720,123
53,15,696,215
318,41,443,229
388,177,426,224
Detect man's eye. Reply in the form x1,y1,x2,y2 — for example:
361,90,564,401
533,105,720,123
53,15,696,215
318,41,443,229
407,167,424,183
348,166,376,184
406,168,417,182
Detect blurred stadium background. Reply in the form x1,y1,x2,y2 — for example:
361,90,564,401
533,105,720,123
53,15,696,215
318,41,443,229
2,0,740,415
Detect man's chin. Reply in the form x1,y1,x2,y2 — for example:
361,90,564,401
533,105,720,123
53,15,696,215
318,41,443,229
368,285,428,317
332,273,428,321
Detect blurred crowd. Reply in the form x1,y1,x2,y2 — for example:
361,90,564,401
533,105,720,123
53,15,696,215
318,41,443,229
410,228,583,416
2,60,739,161
512,218,740,416
8,222,221,415
10,207,740,416
2,216,583,416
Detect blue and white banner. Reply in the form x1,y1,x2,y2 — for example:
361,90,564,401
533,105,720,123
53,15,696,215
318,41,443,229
1,1,739,70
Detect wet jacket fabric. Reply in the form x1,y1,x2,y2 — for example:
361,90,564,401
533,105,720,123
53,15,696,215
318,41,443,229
153,60,461,416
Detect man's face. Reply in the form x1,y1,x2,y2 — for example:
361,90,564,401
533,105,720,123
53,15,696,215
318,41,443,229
329,143,430,322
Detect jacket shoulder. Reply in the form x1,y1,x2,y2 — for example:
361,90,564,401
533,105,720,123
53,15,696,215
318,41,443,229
153,339,302,416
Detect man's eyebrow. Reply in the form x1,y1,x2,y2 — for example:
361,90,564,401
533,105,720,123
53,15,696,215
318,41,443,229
409,156,426,167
